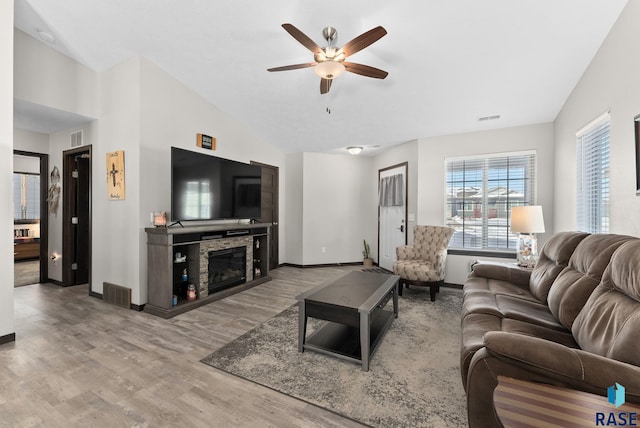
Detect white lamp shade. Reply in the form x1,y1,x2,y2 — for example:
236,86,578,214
510,205,545,234
314,61,346,79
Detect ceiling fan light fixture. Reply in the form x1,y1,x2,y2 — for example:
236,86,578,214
324,47,337,58
347,146,363,155
314,60,345,79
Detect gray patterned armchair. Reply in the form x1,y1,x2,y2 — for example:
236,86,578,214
392,225,455,301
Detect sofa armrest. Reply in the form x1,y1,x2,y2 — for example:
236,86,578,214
465,331,640,428
471,261,531,288
483,331,640,399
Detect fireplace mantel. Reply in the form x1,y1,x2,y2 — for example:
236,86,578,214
144,222,271,318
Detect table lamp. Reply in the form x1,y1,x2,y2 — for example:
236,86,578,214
510,205,545,268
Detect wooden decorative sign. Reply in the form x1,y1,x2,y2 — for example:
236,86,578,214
197,133,216,150
106,150,126,200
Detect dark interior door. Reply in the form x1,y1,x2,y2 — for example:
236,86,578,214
253,162,279,270
63,147,91,286
74,156,90,284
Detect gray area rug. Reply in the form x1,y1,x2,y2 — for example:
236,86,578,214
201,287,467,427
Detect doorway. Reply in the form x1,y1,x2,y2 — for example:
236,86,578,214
62,146,92,287
252,161,279,270
378,163,408,271
13,150,49,286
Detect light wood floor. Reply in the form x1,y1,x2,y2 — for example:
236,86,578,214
14,259,40,287
1,265,368,428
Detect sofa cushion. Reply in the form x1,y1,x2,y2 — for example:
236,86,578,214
462,287,565,329
461,276,538,319
492,295,565,330
528,231,589,303
459,312,578,389
572,239,640,367
547,234,633,330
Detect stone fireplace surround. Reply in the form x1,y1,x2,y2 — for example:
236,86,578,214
199,236,254,298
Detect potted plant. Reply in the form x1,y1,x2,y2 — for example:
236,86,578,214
362,240,373,267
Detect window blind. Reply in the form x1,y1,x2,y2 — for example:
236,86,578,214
13,173,40,220
444,152,536,250
576,114,610,233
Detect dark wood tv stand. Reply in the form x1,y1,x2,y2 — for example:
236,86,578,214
144,222,271,318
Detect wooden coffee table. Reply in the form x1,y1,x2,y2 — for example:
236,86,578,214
296,271,399,371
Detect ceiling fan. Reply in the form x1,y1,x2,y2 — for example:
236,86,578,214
267,23,388,94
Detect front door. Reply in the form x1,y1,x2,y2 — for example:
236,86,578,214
378,163,408,271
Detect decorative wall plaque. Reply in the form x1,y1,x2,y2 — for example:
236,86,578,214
106,150,126,200
197,133,216,150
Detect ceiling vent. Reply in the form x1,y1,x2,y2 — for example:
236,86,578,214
70,130,83,147
478,115,500,122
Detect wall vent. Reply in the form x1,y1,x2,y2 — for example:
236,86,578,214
71,130,83,147
103,282,132,309
478,115,501,122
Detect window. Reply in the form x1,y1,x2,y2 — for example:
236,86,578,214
13,173,40,221
445,151,536,251
576,113,610,233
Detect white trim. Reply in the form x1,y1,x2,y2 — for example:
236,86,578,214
576,111,610,137
445,149,536,162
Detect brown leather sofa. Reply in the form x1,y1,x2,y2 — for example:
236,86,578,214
460,232,640,428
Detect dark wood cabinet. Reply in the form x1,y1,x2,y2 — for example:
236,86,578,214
144,223,271,318
14,239,40,261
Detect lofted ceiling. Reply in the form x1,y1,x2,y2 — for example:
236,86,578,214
13,0,628,155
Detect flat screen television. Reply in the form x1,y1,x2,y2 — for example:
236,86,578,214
171,147,262,222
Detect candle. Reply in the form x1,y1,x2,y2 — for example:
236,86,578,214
187,284,197,301
152,211,167,227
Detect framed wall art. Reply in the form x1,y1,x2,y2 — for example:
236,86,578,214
106,150,126,200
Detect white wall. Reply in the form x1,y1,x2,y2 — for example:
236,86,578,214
554,0,640,236
90,57,142,301
301,152,376,265
13,128,48,153
415,123,555,284
1,0,15,340
284,153,303,265
13,29,97,118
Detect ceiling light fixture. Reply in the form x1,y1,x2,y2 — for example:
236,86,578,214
37,30,56,44
347,146,363,155
314,60,346,80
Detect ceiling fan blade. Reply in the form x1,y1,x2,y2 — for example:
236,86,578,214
268,63,316,72
320,78,332,94
343,62,388,79
339,26,387,58
282,23,322,54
